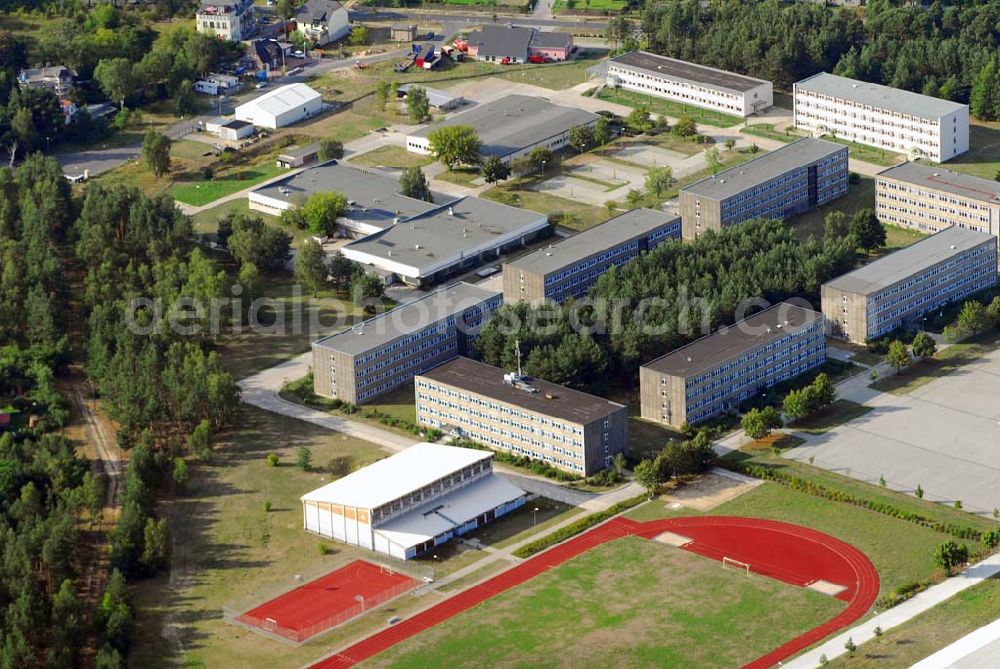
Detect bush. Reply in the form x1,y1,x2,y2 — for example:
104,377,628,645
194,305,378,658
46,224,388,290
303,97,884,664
263,500,272,512
297,446,312,471
266,453,279,467
319,542,331,555
449,437,583,482
724,461,982,542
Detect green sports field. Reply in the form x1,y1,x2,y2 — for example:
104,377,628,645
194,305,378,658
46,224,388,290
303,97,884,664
363,536,843,668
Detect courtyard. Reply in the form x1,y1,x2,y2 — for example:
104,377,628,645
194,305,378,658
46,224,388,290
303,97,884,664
785,341,1000,516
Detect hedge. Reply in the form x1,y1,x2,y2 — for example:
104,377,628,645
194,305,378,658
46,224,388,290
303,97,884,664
724,461,983,541
449,438,583,482
512,494,647,559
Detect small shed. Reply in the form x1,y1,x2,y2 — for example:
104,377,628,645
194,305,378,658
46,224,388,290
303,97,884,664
206,117,256,141
391,25,417,42
277,142,321,168
397,84,464,111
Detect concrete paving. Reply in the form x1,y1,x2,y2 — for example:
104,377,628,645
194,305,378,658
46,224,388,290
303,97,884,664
785,346,1000,516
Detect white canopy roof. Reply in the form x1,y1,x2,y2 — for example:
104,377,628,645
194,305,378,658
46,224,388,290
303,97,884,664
300,443,492,510
236,83,320,119
375,474,525,549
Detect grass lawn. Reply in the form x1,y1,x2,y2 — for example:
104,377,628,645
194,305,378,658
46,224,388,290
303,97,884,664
597,88,744,128
364,382,417,425
482,184,609,230
553,0,626,12
740,123,806,144
883,222,928,250
349,145,434,169
827,340,884,367
787,176,876,242
215,274,366,380
189,199,307,244
628,416,685,462
930,121,1000,180
703,483,983,600
466,497,579,550
435,168,480,188
826,576,1000,668
130,405,426,669
870,330,1000,395
788,399,872,435
170,163,286,206
820,135,902,167
365,536,843,669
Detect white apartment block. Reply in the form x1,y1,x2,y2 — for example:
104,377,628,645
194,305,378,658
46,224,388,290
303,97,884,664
794,72,969,164
604,51,773,118
196,0,254,41
876,162,1000,237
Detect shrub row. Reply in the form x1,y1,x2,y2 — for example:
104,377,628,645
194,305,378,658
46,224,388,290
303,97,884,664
511,494,647,559
361,407,443,441
727,461,983,541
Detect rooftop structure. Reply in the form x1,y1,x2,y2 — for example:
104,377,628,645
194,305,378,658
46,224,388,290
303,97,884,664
313,282,500,357
795,72,967,120
794,72,969,163
640,303,827,427
823,226,996,296
822,226,997,343
603,51,772,117
465,26,574,63
17,66,76,96
341,196,548,286
406,94,598,162
300,443,525,560
295,0,349,45
875,162,1000,237
502,208,681,304
234,83,322,129
249,160,439,233
397,84,465,111
311,282,501,404
416,357,628,475
679,138,848,239
643,303,824,379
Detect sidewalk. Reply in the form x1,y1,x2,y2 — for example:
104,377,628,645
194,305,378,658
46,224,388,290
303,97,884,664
786,553,1000,668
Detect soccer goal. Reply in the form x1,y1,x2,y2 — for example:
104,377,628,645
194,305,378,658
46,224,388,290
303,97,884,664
379,564,395,576
263,617,278,632
722,557,751,574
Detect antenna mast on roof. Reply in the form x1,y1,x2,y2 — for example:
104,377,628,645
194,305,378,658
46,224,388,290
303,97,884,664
515,339,523,377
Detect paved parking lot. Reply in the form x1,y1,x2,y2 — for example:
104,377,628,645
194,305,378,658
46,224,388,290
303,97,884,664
785,345,1000,516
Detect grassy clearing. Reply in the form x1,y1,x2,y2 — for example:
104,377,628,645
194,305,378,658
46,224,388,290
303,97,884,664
720,451,995,537
468,497,578,549
349,145,434,169
741,123,806,143
788,399,872,435
787,176,875,242
130,405,428,669
827,340,884,367
214,274,365,380
826,576,1000,668
364,383,418,425
482,184,609,230
707,483,983,599
870,330,1000,395
435,168,480,188
189,199,306,243
820,135,902,167
553,0,626,12
170,163,286,206
597,88,744,128
932,121,1000,181
628,416,685,462
366,536,842,669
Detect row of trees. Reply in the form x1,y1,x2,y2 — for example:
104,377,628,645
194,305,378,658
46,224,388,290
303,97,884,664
475,219,860,391
0,155,96,667
638,0,1000,117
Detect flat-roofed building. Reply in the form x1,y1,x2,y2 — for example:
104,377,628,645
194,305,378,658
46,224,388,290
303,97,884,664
406,94,598,163
341,196,549,286
312,282,501,404
822,226,998,343
415,357,628,476
640,303,827,427
300,443,525,560
875,162,1000,237
603,51,772,117
502,208,680,305
250,160,440,236
679,138,848,240
794,72,969,164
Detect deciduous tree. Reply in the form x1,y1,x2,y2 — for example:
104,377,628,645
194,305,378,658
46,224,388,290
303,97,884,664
428,125,481,169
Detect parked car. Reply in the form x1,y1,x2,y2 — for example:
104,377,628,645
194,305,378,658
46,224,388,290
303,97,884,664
292,50,305,59
256,81,267,89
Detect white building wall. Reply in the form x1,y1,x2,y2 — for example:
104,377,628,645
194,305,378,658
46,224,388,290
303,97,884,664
606,64,772,117
793,86,970,163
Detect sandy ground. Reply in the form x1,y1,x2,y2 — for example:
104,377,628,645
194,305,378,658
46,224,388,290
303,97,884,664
659,469,762,512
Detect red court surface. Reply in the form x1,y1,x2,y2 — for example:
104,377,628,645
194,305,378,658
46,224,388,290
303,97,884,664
308,516,878,669
235,560,419,643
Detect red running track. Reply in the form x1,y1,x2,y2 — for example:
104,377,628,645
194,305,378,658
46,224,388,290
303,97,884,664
237,560,417,642
309,516,878,669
